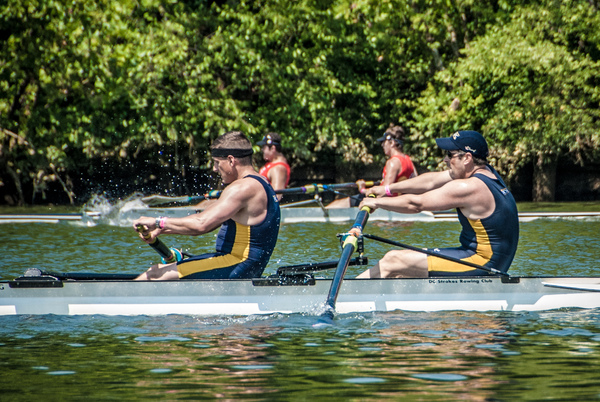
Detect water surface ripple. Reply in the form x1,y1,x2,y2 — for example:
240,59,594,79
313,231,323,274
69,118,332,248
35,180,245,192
1,217,600,399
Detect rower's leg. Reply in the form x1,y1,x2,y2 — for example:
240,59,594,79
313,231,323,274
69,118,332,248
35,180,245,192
324,197,352,209
135,262,179,280
357,250,428,278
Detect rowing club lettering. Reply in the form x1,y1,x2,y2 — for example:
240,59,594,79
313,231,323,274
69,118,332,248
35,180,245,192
429,278,493,285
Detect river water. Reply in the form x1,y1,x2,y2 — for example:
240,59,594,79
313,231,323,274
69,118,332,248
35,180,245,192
1,209,600,400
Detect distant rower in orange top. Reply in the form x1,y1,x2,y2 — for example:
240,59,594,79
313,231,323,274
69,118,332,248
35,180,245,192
257,132,291,200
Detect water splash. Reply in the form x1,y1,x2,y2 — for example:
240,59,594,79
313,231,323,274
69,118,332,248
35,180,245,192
82,193,150,227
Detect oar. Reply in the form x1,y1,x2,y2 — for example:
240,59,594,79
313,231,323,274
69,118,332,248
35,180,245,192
275,181,380,196
141,181,380,205
41,271,139,281
135,225,182,264
362,233,509,277
276,257,368,276
315,199,374,326
141,190,221,206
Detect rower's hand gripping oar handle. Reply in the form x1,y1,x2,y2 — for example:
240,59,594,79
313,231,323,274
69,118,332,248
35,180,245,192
135,224,183,264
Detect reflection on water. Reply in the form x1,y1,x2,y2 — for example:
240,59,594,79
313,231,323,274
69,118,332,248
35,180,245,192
1,310,600,400
2,215,600,398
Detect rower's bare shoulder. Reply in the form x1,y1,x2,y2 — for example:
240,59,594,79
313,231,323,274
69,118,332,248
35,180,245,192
237,176,270,199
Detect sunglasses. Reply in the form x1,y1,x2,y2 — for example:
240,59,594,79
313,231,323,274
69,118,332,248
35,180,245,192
446,150,464,159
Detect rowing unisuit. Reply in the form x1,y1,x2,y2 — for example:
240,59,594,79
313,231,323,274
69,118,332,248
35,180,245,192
259,161,291,187
382,154,416,182
428,171,519,276
177,175,281,279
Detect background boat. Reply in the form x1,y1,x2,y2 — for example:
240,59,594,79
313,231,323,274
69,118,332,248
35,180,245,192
2,208,600,225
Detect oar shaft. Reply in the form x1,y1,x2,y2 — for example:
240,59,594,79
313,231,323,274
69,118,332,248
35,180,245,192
324,237,358,312
275,184,323,195
275,181,380,195
276,257,368,276
320,203,374,322
362,233,507,276
141,190,221,206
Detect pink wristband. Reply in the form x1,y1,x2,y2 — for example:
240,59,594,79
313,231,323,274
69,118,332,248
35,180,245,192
385,185,392,197
157,216,167,229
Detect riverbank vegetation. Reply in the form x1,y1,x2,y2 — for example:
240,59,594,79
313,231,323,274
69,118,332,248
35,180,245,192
1,0,599,205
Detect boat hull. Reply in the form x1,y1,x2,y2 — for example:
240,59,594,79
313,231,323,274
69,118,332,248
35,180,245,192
1,276,599,316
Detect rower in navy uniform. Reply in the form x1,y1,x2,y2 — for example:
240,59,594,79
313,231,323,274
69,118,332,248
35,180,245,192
356,130,519,278
133,130,281,280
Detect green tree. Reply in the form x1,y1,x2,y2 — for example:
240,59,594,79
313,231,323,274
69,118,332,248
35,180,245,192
408,1,600,201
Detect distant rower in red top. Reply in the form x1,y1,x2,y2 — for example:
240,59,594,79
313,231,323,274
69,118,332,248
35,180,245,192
257,132,291,199
329,124,418,208
373,124,417,189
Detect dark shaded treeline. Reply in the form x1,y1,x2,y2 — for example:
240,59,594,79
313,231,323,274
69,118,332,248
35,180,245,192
1,0,599,206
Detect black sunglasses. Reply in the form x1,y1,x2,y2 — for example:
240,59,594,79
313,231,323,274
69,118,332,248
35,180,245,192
446,150,464,159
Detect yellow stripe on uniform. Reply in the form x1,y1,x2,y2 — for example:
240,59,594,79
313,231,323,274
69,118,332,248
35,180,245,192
427,218,493,273
177,223,252,278
469,218,493,261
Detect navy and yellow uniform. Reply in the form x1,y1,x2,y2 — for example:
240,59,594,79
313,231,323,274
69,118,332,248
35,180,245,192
428,171,519,276
177,175,281,279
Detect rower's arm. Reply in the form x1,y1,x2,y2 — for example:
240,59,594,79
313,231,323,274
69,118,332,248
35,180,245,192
362,177,485,215
166,183,258,235
134,180,260,238
268,165,288,198
390,170,452,194
381,158,401,187
368,170,452,197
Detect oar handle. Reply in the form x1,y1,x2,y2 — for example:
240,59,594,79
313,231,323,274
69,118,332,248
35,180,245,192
135,224,179,263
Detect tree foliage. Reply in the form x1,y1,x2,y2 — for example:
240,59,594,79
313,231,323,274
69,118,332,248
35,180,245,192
0,0,598,204
407,1,600,199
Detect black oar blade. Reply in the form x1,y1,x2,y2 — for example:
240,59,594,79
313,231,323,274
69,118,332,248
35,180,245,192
313,308,335,327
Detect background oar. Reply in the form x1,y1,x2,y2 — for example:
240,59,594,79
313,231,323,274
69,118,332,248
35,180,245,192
141,181,380,205
141,190,221,206
275,181,379,196
315,199,374,327
135,225,182,264
362,233,509,277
